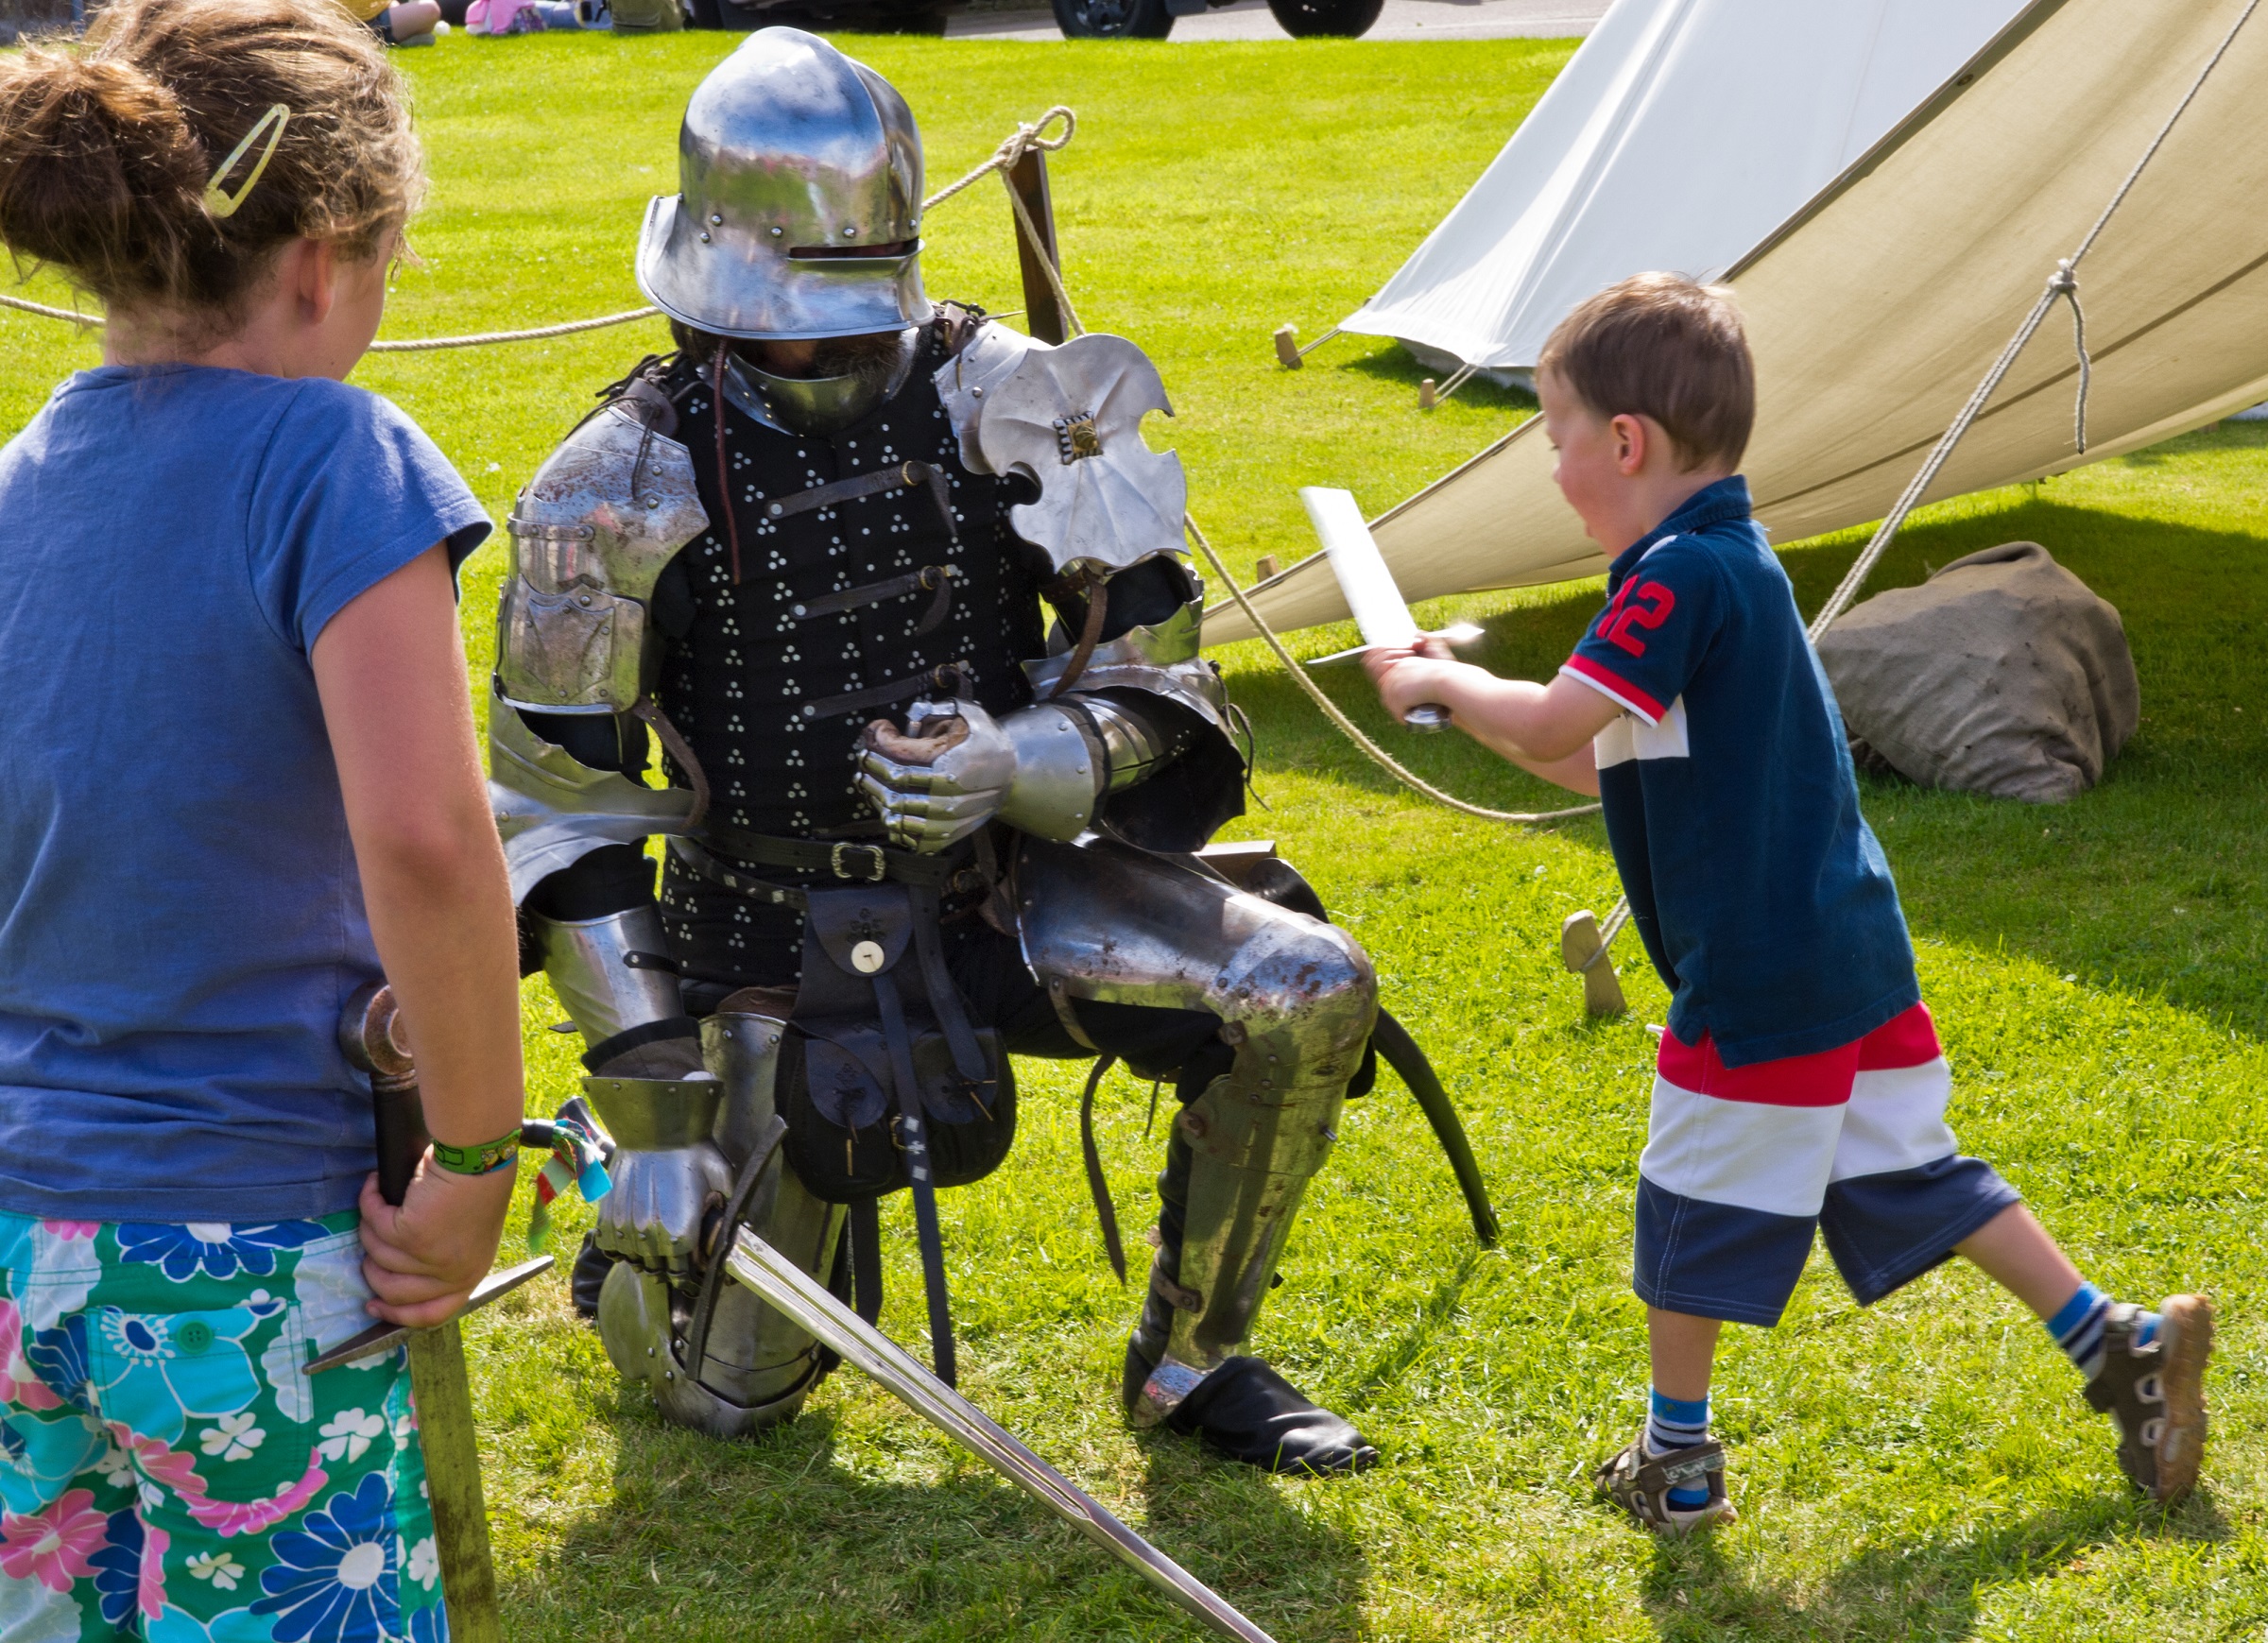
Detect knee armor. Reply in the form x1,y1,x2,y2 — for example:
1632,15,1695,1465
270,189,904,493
1013,838,1378,1422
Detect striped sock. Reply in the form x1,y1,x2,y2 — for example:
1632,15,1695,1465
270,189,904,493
2048,1281,2158,1379
1645,1389,1711,1510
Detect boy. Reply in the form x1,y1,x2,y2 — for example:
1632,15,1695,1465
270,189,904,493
1365,273,2211,1531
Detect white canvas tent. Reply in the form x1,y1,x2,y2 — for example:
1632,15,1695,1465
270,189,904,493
1210,0,2268,644
1340,0,2026,378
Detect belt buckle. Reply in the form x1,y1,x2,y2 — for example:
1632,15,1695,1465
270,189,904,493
831,843,887,882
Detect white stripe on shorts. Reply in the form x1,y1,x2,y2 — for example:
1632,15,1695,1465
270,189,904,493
1828,1058,1958,1183
1638,1078,1844,1219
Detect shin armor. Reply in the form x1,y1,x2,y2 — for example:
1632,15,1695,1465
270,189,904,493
591,1005,846,1438
1013,837,1377,1423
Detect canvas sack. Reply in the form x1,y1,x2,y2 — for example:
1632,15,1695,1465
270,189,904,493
1816,540,2139,804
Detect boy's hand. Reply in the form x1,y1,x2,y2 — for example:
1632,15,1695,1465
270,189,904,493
357,1159,516,1327
1364,637,1462,725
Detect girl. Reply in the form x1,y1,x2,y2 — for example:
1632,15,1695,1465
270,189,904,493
0,0,524,1634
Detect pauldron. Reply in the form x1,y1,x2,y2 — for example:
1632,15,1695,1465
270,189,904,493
937,326,1224,733
493,394,708,716
490,386,709,901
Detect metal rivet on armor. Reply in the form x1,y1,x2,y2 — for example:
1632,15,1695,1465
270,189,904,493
843,225,857,237
770,227,783,236
710,213,723,226
699,232,712,244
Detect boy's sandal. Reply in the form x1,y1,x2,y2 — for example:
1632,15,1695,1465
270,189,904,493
1593,1432,1737,1535
2084,1293,2212,1503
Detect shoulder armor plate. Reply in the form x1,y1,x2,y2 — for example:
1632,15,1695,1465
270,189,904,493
936,330,1187,581
494,402,709,715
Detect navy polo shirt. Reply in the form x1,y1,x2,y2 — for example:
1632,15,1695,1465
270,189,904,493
1561,476,1919,1067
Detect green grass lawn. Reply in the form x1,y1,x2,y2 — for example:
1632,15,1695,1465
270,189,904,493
6,26,2266,1642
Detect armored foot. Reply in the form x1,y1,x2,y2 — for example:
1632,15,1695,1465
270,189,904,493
1124,1343,1377,1475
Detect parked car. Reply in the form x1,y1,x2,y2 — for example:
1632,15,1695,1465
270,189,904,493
1053,0,1383,36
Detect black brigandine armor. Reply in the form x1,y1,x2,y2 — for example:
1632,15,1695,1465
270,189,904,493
647,320,1049,990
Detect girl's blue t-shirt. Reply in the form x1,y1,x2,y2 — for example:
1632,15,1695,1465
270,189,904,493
0,366,489,1222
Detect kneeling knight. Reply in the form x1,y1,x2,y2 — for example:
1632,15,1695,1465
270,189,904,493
492,27,1382,1472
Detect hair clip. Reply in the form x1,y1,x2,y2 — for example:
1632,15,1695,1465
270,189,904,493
202,104,291,220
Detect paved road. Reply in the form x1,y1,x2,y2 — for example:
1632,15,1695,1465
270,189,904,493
947,0,1606,43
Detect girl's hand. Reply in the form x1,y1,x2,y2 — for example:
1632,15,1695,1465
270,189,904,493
356,1159,517,1327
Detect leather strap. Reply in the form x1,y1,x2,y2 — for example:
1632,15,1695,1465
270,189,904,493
1047,575,1109,699
802,661,971,724
792,564,958,635
872,967,957,1388
762,460,959,547
848,1195,884,1326
1079,1054,1128,1284
581,1015,701,1072
1147,1250,1203,1314
669,838,810,909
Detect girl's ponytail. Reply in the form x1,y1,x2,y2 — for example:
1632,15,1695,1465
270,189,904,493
0,0,421,327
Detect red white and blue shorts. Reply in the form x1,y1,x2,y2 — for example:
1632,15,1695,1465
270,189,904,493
1634,1003,2020,1326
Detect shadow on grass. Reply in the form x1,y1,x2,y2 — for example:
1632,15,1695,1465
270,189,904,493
1329,336,1541,417
1227,494,2268,1035
1637,1489,2231,1641
1133,1426,1371,1643
521,1371,1366,1641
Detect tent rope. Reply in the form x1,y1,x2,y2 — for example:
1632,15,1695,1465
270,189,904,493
0,109,1079,352
1585,0,2261,976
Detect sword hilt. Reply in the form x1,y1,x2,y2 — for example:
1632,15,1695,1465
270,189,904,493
340,984,428,1207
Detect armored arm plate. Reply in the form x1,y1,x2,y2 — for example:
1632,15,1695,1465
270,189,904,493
494,402,709,716
490,697,696,904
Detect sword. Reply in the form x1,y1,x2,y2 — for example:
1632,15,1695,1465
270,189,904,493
318,984,528,1643
1298,486,1471,732
726,1228,1280,1643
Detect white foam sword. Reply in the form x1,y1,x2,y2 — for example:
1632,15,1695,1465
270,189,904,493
1297,486,1479,732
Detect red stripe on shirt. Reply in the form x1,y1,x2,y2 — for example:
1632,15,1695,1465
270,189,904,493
1855,1002,1942,1070
1560,654,1666,723
1657,1027,1861,1107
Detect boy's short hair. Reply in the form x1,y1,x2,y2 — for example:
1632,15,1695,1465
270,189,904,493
1538,273,1755,471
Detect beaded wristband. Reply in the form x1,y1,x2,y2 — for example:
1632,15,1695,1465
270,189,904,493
430,1130,522,1177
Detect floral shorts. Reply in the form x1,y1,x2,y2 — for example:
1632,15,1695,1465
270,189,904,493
0,1210,446,1643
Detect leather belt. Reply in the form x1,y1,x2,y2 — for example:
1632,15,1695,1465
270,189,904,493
687,825,977,893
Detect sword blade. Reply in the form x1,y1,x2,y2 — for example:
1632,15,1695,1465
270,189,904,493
409,1321,502,1643
304,1256,555,1376
725,1229,1280,1643
1300,486,1418,651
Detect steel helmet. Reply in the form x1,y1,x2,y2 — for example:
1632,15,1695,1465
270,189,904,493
636,27,926,341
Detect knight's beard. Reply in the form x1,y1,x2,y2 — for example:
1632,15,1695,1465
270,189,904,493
742,330,907,387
